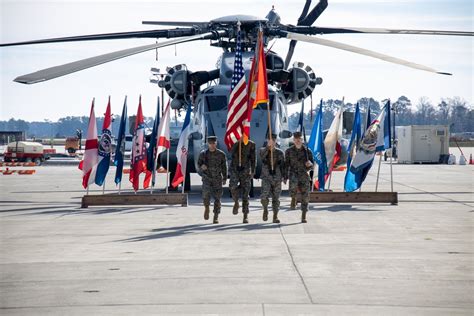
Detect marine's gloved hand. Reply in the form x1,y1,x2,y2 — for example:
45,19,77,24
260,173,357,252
305,160,313,168
222,179,227,186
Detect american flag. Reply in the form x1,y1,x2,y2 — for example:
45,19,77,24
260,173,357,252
224,26,248,150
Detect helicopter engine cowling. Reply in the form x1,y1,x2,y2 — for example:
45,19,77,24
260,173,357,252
159,65,220,110
158,64,190,109
282,62,322,104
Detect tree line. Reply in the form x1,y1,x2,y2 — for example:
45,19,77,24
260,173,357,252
1,95,472,138
288,96,473,134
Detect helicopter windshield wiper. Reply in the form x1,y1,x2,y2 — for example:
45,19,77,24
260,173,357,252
14,31,226,84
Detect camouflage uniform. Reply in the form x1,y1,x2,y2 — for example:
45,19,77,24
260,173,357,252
260,146,285,222
229,140,256,217
197,148,227,214
285,145,314,214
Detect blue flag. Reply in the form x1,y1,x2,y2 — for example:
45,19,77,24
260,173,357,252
307,99,327,191
350,100,392,178
146,97,160,186
344,102,362,192
114,96,127,185
95,97,112,186
354,102,373,187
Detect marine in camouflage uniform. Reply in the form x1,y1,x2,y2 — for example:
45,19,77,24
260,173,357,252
259,134,285,223
229,139,256,224
285,131,314,223
197,136,227,224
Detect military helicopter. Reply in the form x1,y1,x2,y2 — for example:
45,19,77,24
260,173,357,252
1,0,472,190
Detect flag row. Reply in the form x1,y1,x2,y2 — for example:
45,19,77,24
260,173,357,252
307,99,392,192
78,95,191,192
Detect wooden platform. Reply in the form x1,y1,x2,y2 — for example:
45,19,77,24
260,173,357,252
308,191,398,205
81,192,188,208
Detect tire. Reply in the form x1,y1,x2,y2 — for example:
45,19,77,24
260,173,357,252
34,158,42,166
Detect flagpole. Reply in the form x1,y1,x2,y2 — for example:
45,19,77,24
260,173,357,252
327,172,332,191
375,152,382,192
166,148,170,194
311,163,316,192
266,100,274,171
390,151,394,192
118,181,122,195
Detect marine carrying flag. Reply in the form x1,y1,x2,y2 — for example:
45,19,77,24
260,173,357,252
144,97,160,188
224,25,248,150
95,97,112,186
172,104,192,188
350,100,392,175
114,96,127,185
129,96,150,191
78,98,99,189
344,102,362,192
307,99,327,191
242,28,269,145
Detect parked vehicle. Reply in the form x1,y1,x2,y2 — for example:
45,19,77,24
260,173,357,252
65,136,80,154
3,141,49,165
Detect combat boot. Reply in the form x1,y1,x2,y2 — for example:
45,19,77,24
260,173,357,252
290,197,296,210
301,210,307,223
243,212,249,224
232,200,239,215
213,212,219,224
273,211,280,224
262,204,269,222
204,205,210,220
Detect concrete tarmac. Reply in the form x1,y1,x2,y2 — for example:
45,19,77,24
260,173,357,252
0,161,473,315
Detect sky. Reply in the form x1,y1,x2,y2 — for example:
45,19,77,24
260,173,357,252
0,0,472,121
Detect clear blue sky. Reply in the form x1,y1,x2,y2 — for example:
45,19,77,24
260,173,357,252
1,0,472,121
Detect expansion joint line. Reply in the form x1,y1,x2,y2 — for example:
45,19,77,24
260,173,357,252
278,225,314,304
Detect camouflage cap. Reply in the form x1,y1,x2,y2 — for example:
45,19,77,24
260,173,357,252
267,133,278,140
207,136,217,143
292,131,302,139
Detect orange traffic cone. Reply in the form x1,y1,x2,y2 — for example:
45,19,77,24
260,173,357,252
469,153,474,165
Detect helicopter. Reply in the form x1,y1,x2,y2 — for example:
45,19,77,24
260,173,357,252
1,0,472,190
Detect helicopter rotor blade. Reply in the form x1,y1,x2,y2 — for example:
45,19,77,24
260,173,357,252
284,31,452,75
0,28,198,47
142,21,208,27
284,0,329,69
286,26,474,36
14,31,226,84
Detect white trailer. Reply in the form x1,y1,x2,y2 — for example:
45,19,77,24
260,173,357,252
396,125,449,164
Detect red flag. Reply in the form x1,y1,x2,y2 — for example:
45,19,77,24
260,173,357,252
171,105,192,188
78,98,99,189
129,96,150,191
156,100,171,155
243,29,269,144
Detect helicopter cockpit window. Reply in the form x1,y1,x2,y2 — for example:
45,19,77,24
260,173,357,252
206,95,228,112
255,95,275,111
